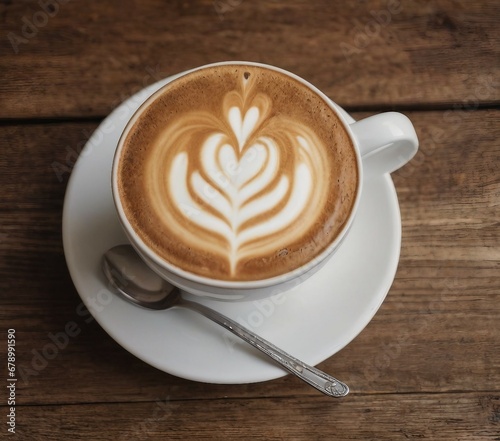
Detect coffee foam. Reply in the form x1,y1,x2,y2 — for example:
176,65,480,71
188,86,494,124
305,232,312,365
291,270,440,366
118,65,358,281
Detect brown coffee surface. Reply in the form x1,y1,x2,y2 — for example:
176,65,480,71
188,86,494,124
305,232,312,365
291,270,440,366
117,64,358,281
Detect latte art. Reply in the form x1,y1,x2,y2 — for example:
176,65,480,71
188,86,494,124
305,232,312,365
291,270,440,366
117,65,358,280
149,79,329,275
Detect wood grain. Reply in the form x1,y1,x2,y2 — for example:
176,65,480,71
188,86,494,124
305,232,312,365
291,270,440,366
13,394,500,440
1,0,499,119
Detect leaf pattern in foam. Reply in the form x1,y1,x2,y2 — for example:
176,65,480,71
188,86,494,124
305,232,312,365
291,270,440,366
146,74,330,277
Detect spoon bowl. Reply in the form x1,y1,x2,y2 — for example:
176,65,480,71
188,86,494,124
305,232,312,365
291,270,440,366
103,244,178,310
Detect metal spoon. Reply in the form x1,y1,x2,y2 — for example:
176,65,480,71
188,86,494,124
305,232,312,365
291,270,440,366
102,244,349,397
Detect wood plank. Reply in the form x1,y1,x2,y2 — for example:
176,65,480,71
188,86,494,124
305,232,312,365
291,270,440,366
1,110,498,405
1,0,499,119
392,109,500,266
8,393,500,440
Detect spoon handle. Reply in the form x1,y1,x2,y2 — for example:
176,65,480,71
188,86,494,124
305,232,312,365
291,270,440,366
179,298,349,398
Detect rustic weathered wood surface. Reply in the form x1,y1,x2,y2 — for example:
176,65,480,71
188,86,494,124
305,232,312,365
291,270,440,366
1,1,499,440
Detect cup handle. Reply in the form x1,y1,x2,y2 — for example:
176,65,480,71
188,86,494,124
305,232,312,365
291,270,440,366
349,112,419,178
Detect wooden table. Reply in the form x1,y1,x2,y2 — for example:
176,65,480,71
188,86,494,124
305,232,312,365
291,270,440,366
1,1,499,439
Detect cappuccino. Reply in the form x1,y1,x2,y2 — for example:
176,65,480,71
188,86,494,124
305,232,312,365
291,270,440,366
117,64,358,281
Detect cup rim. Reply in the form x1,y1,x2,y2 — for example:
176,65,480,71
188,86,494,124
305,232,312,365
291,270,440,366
111,60,363,289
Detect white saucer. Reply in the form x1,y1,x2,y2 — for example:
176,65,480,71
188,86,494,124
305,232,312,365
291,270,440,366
62,76,401,384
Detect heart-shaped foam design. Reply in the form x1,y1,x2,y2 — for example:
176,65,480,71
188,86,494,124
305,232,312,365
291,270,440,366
228,106,260,150
170,115,314,273
142,72,339,278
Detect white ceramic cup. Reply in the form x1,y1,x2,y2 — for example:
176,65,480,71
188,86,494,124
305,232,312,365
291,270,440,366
112,61,418,300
